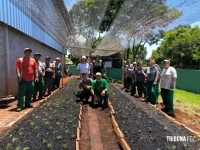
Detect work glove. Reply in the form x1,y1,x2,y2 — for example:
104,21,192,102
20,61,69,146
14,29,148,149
170,82,175,89
35,77,39,83
153,80,157,85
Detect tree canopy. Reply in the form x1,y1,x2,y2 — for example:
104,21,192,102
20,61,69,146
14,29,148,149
152,25,200,68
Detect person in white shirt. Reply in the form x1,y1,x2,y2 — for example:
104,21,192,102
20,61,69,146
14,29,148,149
160,59,177,117
77,56,90,79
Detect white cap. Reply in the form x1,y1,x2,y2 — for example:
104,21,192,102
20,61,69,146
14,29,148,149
81,56,86,59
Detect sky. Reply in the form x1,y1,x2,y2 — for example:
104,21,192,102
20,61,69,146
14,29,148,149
64,0,200,58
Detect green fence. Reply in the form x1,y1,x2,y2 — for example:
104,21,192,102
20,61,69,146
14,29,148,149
176,69,200,93
69,66,200,93
69,66,122,80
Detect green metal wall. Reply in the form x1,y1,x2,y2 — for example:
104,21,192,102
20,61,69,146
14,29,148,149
176,69,200,93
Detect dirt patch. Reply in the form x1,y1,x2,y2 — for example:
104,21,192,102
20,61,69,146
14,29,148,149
109,84,200,150
80,104,120,150
157,103,200,136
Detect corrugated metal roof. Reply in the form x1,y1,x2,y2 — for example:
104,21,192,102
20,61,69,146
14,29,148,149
0,0,62,52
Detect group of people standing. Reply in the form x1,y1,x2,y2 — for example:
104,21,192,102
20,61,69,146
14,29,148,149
15,48,62,112
124,59,177,117
74,55,109,110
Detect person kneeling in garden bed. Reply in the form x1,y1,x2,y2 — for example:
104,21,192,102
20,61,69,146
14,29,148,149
74,73,93,104
91,72,109,110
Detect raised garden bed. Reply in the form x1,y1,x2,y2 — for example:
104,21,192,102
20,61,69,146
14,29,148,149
109,84,200,150
0,79,79,150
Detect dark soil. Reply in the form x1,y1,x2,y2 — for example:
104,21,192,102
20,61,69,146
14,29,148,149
0,79,80,150
109,83,200,150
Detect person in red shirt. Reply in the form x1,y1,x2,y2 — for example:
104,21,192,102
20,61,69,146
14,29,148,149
16,48,38,112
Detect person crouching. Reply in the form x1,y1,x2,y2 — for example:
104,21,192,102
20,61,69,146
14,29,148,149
74,73,93,104
91,72,109,110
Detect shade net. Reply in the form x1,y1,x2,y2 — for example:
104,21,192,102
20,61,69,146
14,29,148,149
9,0,200,57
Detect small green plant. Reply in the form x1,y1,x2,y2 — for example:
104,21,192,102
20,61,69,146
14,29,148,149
56,135,63,140
23,147,30,150
62,144,69,149
6,143,12,150
47,143,53,149
12,137,18,143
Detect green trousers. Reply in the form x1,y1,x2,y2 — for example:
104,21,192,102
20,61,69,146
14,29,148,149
146,81,158,104
33,76,44,99
52,75,62,90
17,79,34,108
137,81,147,98
91,92,109,107
161,88,174,113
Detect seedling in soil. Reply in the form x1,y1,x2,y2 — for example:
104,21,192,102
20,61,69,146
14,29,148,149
12,137,18,143
23,147,30,150
42,139,47,144
47,143,53,149
65,129,69,134
68,120,72,124
16,146,22,150
29,121,35,126
34,126,39,130
71,134,76,138
62,144,69,149
45,121,50,125
6,143,12,150
53,131,58,134
56,135,63,140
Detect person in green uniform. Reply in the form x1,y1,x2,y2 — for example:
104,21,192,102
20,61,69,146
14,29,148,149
92,55,106,79
33,53,45,101
91,72,109,110
134,61,147,99
74,73,93,104
15,48,38,112
160,59,177,117
146,59,159,105
52,57,62,90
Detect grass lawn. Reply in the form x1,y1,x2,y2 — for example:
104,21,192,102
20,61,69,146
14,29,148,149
158,89,200,115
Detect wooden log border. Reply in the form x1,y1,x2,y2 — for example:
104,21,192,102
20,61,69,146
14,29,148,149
108,100,131,150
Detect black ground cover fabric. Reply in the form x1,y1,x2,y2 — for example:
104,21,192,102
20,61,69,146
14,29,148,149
109,84,200,150
0,79,79,150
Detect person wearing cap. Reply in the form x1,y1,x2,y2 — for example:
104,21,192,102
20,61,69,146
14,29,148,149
15,48,38,111
52,57,62,90
74,73,93,103
146,59,160,104
131,62,137,96
91,55,106,80
160,59,177,117
76,56,90,79
91,72,109,110
33,53,45,101
124,59,133,92
43,56,55,96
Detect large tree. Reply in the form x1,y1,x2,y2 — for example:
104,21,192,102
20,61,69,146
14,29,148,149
152,25,200,68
